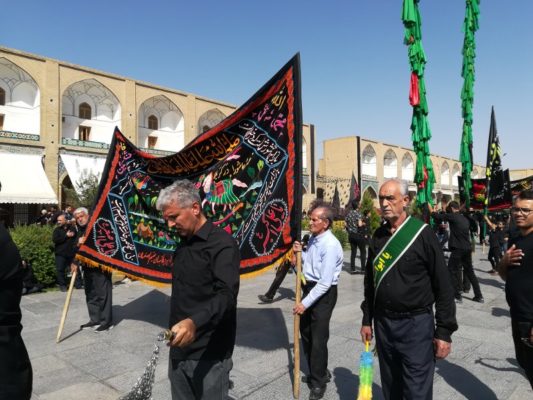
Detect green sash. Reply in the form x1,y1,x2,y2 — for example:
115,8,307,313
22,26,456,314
373,216,426,292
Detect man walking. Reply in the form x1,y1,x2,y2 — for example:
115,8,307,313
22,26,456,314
157,180,240,400
431,201,484,304
71,207,113,332
345,200,367,274
498,190,533,388
293,202,344,400
361,179,457,400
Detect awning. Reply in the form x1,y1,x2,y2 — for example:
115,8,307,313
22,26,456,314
0,152,58,204
60,153,106,195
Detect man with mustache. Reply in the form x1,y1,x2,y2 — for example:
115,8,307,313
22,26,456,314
360,179,457,400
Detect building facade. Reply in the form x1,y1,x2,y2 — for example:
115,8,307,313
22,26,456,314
317,136,487,208
0,46,315,225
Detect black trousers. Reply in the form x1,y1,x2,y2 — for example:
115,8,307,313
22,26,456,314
300,284,337,389
264,261,291,299
55,255,73,287
448,249,482,299
169,358,233,400
349,234,367,271
375,311,435,400
511,319,533,389
488,246,502,269
83,268,113,325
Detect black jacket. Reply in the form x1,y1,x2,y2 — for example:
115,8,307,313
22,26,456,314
361,221,457,342
431,212,471,251
0,223,32,399
52,225,77,257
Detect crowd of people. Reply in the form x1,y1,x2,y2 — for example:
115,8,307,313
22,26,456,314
2,177,533,400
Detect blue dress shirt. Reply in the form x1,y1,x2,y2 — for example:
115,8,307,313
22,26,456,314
301,229,344,309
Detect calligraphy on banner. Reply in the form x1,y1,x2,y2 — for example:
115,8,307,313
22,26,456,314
76,55,303,285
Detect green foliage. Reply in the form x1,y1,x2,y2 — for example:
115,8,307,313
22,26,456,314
301,217,310,231
332,221,348,249
408,198,423,219
10,224,56,286
63,170,101,209
359,191,381,234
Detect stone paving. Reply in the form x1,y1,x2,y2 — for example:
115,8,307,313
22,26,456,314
23,245,532,400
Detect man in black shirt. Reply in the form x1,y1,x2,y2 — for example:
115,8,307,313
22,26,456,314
360,179,457,400
431,201,484,304
71,207,113,332
485,216,505,274
52,213,78,291
498,190,533,388
157,180,240,400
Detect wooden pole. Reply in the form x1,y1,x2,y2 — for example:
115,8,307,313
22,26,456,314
56,269,77,343
293,251,302,399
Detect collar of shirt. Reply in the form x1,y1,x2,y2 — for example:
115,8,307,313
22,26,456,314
184,220,211,243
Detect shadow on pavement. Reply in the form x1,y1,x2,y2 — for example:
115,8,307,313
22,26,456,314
236,307,289,351
236,307,295,388
436,359,498,399
112,289,170,328
332,366,383,400
491,307,510,318
475,357,525,375
477,276,505,290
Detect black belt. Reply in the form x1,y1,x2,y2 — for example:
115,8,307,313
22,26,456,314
379,306,431,319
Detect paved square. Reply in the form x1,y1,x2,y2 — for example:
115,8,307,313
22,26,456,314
22,245,532,399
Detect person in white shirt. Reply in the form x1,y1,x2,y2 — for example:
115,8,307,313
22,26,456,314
293,202,344,400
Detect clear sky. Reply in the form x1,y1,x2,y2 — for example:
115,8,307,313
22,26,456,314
2,1,532,169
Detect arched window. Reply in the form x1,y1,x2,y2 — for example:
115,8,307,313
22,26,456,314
0,87,5,106
402,153,414,182
148,115,158,130
79,102,92,119
383,149,398,179
362,145,377,177
441,162,450,186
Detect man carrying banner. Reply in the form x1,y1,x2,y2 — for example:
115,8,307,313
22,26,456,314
71,207,113,332
431,201,484,304
360,179,457,400
157,180,240,400
293,202,343,400
497,190,533,389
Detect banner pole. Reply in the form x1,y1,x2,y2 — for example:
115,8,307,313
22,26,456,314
56,269,77,343
293,251,302,399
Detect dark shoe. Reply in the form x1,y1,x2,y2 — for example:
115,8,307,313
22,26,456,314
349,269,357,275
455,296,462,304
302,370,331,384
309,386,326,400
95,324,114,332
80,321,99,330
59,286,67,292
258,294,273,303
473,296,485,303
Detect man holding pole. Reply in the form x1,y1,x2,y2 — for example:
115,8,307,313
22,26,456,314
360,179,457,400
293,202,343,400
71,207,113,332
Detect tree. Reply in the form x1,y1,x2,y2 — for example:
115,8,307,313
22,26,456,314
63,170,101,210
359,191,381,234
